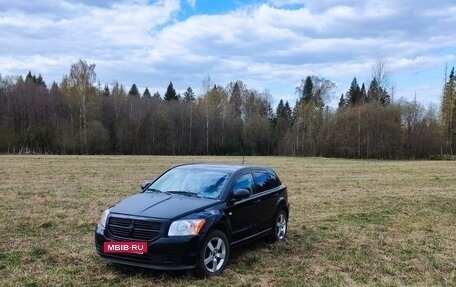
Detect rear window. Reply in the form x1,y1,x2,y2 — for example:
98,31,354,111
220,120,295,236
253,172,269,193
266,171,281,189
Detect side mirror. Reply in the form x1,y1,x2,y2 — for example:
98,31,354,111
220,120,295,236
232,189,250,200
140,181,152,190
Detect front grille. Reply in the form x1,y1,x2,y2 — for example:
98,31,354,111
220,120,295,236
107,216,161,241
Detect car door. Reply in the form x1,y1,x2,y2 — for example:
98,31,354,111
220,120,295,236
252,170,278,232
226,172,262,244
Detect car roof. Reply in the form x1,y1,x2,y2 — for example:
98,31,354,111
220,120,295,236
174,163,272,173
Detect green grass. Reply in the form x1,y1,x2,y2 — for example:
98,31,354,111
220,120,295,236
0,155,455,286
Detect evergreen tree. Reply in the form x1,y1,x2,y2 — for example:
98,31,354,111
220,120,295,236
36,74,46,88
26,71,33,82
25,71,46,87
229,81,243,118
276,99,284,118
164,81,178,101
302,76,313,103
367,78,378,102
50,81,61,97
347,77,362,105
183,87,195,102
368,78,390,105
441,66,456,154
143,87,151,98
283,101,292,125
102,85,110,97
153,91,161,100
128,83,140,97
338,93,346,108
360,83,367,103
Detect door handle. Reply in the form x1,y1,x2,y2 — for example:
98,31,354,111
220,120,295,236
254,199,262,203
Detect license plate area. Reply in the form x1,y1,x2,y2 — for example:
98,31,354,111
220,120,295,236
103,241,148,254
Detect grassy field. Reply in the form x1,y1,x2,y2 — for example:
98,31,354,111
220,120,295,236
0,155,455,286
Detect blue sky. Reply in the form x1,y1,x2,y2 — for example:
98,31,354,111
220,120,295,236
0,0,455,108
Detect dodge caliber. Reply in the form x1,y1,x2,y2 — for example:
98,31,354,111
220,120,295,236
95,163,289,277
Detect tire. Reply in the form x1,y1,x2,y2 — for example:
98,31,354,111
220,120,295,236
194,230,230,277
269,209,287,243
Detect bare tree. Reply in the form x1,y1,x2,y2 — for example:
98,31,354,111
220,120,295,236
371,59,395,102
62,60,97,153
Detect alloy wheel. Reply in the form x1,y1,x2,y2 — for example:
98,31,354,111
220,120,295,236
203,236,226,273
276,212,287,240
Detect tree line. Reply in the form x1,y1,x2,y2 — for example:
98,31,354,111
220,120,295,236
0,59,454,158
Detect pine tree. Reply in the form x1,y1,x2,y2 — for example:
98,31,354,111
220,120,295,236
26,71,33,82
153,91,161,100
128,83,140,97
367,77,379,102
347,77,362,105
283,101,292,126
302,76,313,103
102,85,110,97
183,87,195,102
276,99,292,127
229,82,242,118
143,87,151,98
441,66,456,154
25,71,46,87
360,83,367,103
338,93,346,108
276,99,284,118
36,74,46,87
50,81,61,97
164,81,178,101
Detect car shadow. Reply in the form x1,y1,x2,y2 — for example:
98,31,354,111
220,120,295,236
109,263,192,280
107,237,280,280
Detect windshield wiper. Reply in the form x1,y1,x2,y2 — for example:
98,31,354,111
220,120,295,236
146,188,169,194
166,190,201,198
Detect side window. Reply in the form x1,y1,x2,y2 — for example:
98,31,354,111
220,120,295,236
232,173,255,195
253,172,269,194
266,171,281,189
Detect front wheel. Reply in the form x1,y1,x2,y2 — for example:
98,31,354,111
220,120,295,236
194,230,230,277
269,209,287,243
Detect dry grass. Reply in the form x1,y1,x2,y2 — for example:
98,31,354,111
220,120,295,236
0,155,455,286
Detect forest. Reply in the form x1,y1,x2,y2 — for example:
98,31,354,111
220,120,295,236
0,59,455,159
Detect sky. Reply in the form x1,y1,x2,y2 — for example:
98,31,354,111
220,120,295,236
0,0,455,108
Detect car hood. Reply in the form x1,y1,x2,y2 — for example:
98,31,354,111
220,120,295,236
109,192,218,220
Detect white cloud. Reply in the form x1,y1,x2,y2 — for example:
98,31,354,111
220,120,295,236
395,86,443,108
186,0,196,9
0,0,180,76
391,55,456,72
0,0,455,107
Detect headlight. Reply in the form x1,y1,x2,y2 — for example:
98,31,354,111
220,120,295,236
98,209,110,228
168,219,206,236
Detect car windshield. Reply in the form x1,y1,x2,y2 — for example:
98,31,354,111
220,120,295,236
146,167,231,199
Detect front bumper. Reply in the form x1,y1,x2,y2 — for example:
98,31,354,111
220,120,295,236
94,225,204,270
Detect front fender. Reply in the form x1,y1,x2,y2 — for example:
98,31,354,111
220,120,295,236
177,209,232,240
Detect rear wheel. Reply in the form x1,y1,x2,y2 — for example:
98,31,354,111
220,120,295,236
269,209,287,243
194,230,230,277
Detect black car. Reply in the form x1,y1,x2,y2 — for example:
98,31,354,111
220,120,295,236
95,163,289,276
